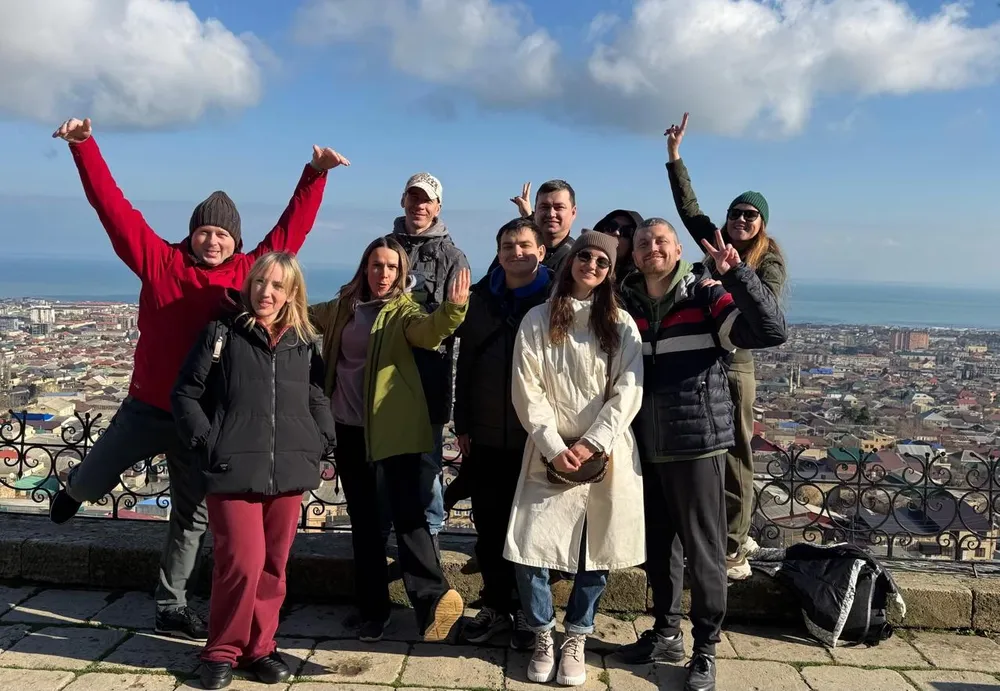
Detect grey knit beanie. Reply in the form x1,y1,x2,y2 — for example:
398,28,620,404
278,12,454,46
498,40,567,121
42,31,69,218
570,230,620,274
189,191,242,250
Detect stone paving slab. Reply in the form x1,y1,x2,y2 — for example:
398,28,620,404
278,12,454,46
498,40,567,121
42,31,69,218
633,614,738,658
91,592,157,630
1,589,112,625
403,644,505,689
65,672,179,691
554,612,637,653
903,669,1000,690
0,624,30,652
177,677,290,690
276,636,316,677
302,639,408,684
800,665,917,691
910,632,1000,673
715,659,809,691
0,668,75,690
725,625,834,664
507,650,605,691
278,604,355,639
605,658,687,691
0,585,36,617
0,625,126,671
293,686,394,691
97,631,201,674
827,634,929,668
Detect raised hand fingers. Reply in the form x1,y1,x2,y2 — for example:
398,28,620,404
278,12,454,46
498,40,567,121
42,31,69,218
448,268,471,304
680,112,689,132
522,181,531,199
714,228,726,250
700,238,720,258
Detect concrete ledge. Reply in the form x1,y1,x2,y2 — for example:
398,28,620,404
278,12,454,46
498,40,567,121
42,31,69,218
1,513,997,631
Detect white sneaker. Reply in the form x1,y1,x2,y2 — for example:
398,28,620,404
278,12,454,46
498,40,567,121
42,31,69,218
557,634,587,687
741,535,760,558
726,553,752,581
528,629,557,683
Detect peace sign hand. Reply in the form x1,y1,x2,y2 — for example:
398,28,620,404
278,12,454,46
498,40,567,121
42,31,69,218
447,268,471,305
510,181,532,218
664,112,688,161
700,229,741,275
52,118,93,144
311,145,351,170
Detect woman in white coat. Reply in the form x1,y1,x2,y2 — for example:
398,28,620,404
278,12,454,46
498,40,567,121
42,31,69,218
505,231,644,687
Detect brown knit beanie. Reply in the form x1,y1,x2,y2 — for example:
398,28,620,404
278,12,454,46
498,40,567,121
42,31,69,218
189,191,242,250
570,230,619,274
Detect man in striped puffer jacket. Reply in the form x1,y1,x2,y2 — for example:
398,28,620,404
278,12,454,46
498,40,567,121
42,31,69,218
615,218,786,691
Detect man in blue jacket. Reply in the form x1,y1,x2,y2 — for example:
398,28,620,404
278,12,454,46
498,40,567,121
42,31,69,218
615,219,787,691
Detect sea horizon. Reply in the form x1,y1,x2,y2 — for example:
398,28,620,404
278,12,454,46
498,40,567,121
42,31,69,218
2,258,999,331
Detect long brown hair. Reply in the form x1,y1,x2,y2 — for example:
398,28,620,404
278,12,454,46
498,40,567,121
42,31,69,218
337,237,410,316
548,253,621,355
240,252,317,343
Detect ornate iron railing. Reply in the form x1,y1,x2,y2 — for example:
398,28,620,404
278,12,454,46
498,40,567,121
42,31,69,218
3,409,999,562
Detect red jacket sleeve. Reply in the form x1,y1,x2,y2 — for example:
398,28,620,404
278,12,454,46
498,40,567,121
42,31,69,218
246,164,329,262
70,137,171,282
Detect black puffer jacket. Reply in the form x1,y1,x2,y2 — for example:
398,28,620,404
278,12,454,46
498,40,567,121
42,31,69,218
453,266,552,450
388,218,470,425
620,262,786,460
172,297,337,495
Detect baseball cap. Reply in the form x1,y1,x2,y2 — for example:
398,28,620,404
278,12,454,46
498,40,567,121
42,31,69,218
402,172,443,203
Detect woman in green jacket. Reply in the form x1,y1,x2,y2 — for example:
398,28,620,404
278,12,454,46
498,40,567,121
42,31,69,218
310,236,470,643
664,113,787,581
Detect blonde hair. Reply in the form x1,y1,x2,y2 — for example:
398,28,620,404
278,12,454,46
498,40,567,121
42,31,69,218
337,237,410,316
241,252,317,343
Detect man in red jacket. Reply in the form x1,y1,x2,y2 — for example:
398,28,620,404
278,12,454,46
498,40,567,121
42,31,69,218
47,117,349,641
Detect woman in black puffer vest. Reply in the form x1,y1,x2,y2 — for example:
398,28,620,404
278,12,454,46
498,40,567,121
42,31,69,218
172,251,336,691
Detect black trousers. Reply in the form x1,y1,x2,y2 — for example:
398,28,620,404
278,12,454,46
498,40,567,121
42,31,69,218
468,444,522,614
335,423,450,631
642,455,728,656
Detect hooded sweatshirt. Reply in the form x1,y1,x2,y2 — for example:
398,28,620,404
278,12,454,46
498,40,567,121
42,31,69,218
387,216,471,425
594,209,644,285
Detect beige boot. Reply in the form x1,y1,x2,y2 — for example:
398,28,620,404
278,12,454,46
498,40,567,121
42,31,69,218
557,633,587,686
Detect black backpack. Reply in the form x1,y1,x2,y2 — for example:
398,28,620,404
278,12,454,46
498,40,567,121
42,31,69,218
775,543,904,647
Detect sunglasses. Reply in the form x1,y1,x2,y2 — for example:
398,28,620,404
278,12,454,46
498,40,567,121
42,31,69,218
727,208,760,222
576,250,611,270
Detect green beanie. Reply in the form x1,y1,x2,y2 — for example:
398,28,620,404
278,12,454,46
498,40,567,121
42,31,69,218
729,191,769,226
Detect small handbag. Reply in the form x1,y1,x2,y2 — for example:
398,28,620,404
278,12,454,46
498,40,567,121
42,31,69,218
544,351,615,486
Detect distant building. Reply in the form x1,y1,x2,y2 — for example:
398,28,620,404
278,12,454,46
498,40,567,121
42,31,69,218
891,329,930,352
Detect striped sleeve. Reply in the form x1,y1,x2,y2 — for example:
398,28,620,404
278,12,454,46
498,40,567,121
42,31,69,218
708,291,740,352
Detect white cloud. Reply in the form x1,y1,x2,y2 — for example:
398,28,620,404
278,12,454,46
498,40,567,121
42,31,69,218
0,0,264,128
585,0,1000,136
296,0,1000,137
293,0,559,104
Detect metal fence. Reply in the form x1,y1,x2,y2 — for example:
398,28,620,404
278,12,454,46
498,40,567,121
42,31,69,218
3,410,999,563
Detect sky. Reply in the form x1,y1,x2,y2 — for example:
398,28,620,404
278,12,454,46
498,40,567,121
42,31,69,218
0,0,998,287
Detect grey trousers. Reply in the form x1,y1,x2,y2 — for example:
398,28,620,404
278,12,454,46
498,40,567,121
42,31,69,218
65,396,209,612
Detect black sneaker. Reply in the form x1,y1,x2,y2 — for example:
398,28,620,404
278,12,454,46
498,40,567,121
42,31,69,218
199,661,233,690
155,606,208,641
359,615,391,642
49,490,82,524
684,654,716,691
509,610,535,651
245,651,290,684
616,629,685,664
462,607,510,644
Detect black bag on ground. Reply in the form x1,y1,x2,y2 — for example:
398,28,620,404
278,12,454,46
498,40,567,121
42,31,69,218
775,543,905,648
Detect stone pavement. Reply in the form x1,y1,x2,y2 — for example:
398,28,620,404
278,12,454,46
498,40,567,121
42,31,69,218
3,585,1000,691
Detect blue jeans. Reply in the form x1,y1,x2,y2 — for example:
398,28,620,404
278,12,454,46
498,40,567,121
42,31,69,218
513,534,609,635
419,424,445,535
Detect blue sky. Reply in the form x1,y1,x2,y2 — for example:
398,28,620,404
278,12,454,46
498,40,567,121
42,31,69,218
1,0,998,287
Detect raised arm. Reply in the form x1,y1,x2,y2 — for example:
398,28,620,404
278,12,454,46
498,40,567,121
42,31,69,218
54,118,170,282
403,268,470,349
664,113,720,247
701,231,787,350
579,316,645,454
171,322,221,449
246,145,350,261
